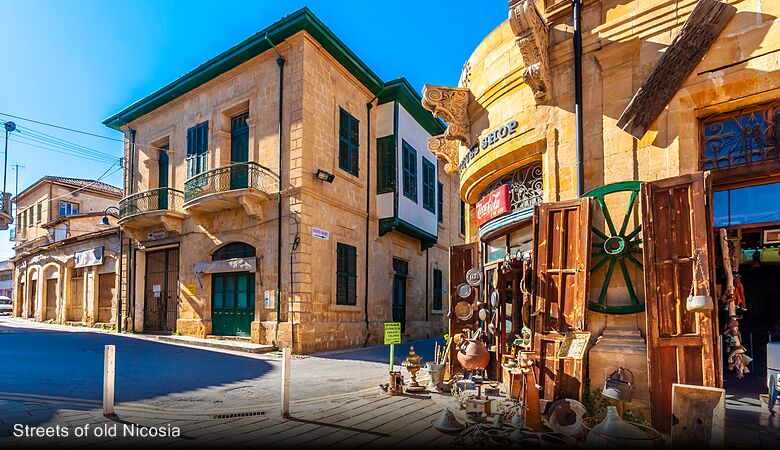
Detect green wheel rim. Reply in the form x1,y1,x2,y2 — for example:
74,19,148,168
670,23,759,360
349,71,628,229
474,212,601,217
582,181,644,314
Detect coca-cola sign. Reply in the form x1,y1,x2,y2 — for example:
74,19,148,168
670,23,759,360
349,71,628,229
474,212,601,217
476,184,510,227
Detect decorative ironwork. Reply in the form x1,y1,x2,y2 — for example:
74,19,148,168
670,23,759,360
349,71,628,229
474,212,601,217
478,161,543,213
119,187,184,219
184,161,277,204
701,100,780,170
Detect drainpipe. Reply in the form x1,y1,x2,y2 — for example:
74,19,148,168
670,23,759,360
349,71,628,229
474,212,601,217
573,0,585,197
363,100,374,346
127,128,136,331
266,35,285,344
425,248,429,323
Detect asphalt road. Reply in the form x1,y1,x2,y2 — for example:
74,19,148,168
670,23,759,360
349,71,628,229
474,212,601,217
0,318,439,412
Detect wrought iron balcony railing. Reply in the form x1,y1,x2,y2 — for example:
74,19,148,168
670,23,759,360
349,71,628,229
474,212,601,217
119,187,185,219
0,192,10,216
184,161,277,204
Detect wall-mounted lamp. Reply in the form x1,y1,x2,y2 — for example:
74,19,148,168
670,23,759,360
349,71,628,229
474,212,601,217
315,169,335,183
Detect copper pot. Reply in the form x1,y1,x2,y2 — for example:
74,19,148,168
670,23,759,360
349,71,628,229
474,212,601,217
456,339,490,370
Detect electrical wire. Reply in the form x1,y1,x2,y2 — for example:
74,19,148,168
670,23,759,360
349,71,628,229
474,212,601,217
0,112,123,142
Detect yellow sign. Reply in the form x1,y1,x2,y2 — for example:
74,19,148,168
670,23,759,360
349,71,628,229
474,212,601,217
184,283,198,296
384,322,401,345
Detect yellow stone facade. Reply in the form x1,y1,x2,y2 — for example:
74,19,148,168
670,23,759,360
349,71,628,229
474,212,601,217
111,13,463,354
426,0,780,421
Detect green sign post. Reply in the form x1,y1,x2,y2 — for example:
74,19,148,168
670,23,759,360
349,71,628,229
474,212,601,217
384,322,401,372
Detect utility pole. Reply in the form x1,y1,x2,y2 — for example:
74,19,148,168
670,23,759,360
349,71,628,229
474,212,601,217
11,163,24,218
3,122,18,195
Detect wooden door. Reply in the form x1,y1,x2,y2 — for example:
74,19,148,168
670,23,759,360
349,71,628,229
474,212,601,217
29,280,37,318
392,276,406,333
448,243,480,374
212,272,254,337
97,273,115,323
158,147,169,210
68,269,83,321
641,171,721,432
45,279,57,321
532,198,592,403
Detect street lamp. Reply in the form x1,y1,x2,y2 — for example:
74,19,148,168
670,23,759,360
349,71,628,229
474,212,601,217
98,206,124,333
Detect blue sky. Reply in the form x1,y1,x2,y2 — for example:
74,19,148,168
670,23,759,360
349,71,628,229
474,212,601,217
0,0,507,259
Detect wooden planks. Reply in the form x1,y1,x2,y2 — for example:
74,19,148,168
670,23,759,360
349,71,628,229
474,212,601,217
641,172,721,432
616,0,737,139
532,198,592,403
671,383,725,448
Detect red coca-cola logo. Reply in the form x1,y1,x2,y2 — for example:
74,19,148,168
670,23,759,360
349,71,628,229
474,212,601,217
476,184,510,226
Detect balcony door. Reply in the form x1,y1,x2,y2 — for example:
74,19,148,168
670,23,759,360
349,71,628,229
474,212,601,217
158,146,169,210
230,112,249,190
392,258,408,333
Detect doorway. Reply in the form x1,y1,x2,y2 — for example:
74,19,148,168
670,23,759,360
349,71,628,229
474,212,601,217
45,278,57,321
229,112,249,190
211,272,254,337
143,248,179,333
98,273,115,323
392,258,408,333
158,146,169,210
29,279,37,319
68,268,83,321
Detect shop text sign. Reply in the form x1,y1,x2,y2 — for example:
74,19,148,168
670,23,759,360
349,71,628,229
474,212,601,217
384,322,402,345
475,184,510,226
459,120,519,172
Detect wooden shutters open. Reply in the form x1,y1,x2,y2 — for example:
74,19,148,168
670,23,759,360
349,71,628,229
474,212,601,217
448,242,480,375
532,198,592,404
641,171,721,432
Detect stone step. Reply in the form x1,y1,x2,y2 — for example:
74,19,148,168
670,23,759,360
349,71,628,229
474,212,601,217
157,335,275,354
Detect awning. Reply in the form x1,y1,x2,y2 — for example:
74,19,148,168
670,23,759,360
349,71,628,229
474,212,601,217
194,257,257,275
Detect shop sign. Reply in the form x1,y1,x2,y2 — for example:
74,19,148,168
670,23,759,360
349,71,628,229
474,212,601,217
74,246,104,268
384,322,402,345
147,229,166,240
184,283,197,296
312,227,329,240
475,184,510,227
459,120,519,172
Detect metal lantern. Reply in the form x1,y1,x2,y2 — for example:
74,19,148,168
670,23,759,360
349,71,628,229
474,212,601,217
602,367,634,402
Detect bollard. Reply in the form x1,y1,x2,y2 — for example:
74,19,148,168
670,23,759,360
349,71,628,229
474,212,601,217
103,345,116,417
281,347,291,419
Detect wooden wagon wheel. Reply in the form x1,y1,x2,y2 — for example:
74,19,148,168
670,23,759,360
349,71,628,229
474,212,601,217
583,181,644,314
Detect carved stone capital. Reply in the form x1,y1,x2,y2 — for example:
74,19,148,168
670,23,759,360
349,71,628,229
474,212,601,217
509,0,551,102
428,135,461,174
421,85,471,147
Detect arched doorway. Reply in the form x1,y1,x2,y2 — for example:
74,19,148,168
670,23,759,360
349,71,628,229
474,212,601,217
27,269,38,319
211,242,256,337
42,264,60,322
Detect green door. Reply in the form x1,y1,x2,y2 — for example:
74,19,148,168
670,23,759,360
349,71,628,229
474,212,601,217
230,112,249,190
212,272,254,337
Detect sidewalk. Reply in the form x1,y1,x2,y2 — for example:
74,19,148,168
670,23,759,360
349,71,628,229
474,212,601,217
0,390,454,448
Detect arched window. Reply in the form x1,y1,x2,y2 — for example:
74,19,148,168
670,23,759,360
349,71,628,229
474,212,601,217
212,242,256,261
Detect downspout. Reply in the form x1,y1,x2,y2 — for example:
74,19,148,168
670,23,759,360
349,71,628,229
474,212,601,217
425,248,429,324
573,0,585,197
127,128,136,331
363,98,375,346
266,35,285,345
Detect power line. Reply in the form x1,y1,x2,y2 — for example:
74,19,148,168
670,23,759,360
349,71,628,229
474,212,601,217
8,136,119,165
16,125,119,161
0,112,124,142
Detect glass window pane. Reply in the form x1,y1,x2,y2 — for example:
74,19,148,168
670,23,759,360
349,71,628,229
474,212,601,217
714,181,780,227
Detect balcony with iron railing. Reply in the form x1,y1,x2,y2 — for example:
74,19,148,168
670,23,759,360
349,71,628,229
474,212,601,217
183,161,277,222
118,187,187,239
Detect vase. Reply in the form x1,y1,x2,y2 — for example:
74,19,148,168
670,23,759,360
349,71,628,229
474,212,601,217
456,339,490,370
585,406,656,448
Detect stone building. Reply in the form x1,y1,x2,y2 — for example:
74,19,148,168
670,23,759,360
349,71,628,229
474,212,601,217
0,260,12,299
424,0,780,431
11,176,122,325
103,8,463,353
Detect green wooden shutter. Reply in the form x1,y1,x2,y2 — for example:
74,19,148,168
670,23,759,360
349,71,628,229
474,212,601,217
422,158,435,212
402,141,417,202
349,115,359,176
336,243,357,305
338,109,359,176
377,136,395,194
438,181,444,223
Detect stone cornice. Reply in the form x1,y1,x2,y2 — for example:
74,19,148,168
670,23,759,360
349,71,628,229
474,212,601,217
421,85,471,147
509,0,551,103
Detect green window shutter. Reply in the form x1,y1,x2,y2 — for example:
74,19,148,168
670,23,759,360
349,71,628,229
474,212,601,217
422,158,435,213
336,243,357,305
338,108,359,177
377,136,396,194
437,181,444,223
186,121,209,177
402,141,417,202
433,268,443,310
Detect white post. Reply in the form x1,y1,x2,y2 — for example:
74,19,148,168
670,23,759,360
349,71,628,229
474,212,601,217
103,345,115,417
281,347,291,418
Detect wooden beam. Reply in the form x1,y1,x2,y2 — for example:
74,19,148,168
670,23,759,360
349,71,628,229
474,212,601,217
616,0,736,139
